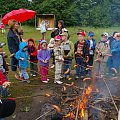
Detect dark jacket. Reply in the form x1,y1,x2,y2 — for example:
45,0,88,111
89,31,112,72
28,39,38,63
74,40,89,58
7,29,20,54
86,39,96,53
51,20,64,38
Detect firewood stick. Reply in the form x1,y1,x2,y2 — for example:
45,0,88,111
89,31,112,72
89,105,107,113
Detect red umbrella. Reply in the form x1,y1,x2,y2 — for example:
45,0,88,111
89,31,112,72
2,9,36,24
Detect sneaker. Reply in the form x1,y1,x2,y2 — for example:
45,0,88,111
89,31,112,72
50,65,55,68
54,80,63,84
26,80,31,83
19,76,23,81
30,74,33,76
75,76,79,79
42,81,48,83
32,74,36,77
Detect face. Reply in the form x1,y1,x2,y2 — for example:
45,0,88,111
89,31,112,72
28,41,34,46
116,36,120,41
61,35,67,41
101,35,107,41
41,42,47,50
23,47,27,51
55,40,61,46
58,22,62,29
88,36,93,40
13,22,19,30
78,34,84,41
0,48,3,52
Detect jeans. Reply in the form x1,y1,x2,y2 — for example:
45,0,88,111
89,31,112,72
19,67,29,79
11,56,18,71
75,57,86,76
64,59,72,77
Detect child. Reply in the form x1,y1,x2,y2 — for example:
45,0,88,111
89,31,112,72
15,42,30,83
48,38,55,68
0,42,9,80
0,70,11,97
86,32,96,76
74,31,89,79
54,35,64,84
60,32,74,79
37,40,51,83
40,20,47,40
95,32,110,77
107,33,120,75
1,23,5,34
51,20,65,38
28,38,38,77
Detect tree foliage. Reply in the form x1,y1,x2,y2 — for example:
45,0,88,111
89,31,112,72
0,0,119,27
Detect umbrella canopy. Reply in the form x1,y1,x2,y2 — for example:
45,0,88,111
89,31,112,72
2,9,36,24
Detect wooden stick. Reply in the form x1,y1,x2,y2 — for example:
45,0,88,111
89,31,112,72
89,105,107,113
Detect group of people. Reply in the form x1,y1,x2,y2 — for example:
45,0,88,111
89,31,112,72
0,18,120,119
0,19,120,98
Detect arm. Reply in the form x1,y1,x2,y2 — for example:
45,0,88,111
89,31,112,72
0,55,3,68
67,41,74,57
37,50,44,61
45,50,51,61
15,51,24,60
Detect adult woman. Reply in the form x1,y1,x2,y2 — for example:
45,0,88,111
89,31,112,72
7,19,22,79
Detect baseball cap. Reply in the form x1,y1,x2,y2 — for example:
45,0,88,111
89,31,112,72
54,35,61,41
77,31,86,37
88,31,94,36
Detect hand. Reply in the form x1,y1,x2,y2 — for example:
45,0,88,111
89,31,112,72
20,58,24,61
30,53,33,55
44,60,48,63
2,82,11,88
10,53,15,57
75,52,77,54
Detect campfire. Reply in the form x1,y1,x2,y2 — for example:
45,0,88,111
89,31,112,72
38,75,120,120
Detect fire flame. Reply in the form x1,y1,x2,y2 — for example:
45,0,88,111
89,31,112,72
79,86,93,118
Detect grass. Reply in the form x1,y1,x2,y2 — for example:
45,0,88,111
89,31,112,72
0,25,120,114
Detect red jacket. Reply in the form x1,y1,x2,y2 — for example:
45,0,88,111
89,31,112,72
0,71,7,85
28,38,38,63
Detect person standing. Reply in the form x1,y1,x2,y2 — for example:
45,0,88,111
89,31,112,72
60,32,74,79
74,31,89,79
37,40,51,83
15,42,30,83
40,20,47,40
54,35,64,84
28,38,38,77
95,32,110,77
7,20,21,80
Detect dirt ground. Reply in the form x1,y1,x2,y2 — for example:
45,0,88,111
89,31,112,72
6,70,120,120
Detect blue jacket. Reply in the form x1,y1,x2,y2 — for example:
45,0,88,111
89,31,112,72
107,40,120,71
15,42,29,69
86,39,96,52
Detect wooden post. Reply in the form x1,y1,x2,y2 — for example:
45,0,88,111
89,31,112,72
35,15,36,28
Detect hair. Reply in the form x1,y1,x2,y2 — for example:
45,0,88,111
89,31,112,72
8,19,19,29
